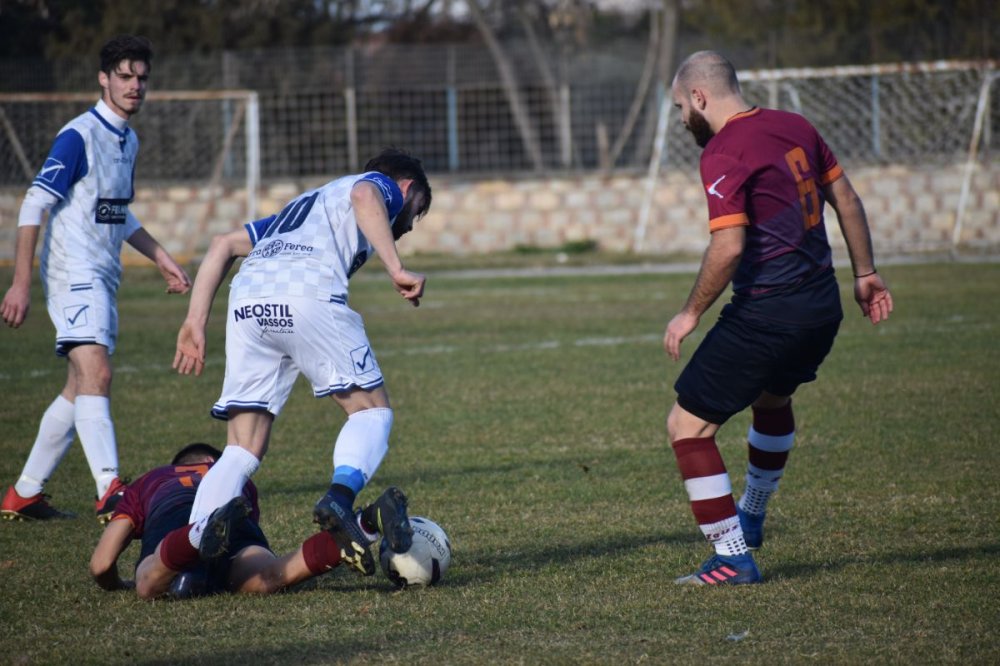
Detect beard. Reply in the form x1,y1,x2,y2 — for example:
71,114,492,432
686,108,715,148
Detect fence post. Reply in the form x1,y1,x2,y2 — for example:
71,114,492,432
447,45,459,172
246,92,260,221
345,47,358,172
871,74,882,160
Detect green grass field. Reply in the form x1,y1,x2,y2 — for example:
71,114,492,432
1,259,998,665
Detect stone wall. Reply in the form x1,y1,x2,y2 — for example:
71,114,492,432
1,163,997,265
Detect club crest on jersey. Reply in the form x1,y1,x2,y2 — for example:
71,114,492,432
233,303,294,333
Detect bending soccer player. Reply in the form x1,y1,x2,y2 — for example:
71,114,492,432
1,35,191,524
90,443,392,598
662,51,893,585
168,148,432,576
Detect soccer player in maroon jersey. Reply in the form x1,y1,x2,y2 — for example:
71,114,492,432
89,443,352,599
662,51,893,585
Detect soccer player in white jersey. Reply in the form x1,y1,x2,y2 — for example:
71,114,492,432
162,148,431,577
1,36,192,523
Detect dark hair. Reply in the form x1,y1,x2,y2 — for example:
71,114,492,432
171,442,223,465
100,35,153,75
363,148,432,217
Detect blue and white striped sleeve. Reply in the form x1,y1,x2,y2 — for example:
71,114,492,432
32,129,88,200
244,214,276,247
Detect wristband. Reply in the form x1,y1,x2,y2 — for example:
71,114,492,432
853,269,877,278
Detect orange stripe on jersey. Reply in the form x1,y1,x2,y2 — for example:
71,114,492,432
819,164,843,185
110,513,135,528
709,213,749,232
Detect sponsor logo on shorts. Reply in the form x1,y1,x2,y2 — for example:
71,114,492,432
233,302,294,333
350,345,376,375
64,304,89,329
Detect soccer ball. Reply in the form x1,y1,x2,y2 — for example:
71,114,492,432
379,516,452,588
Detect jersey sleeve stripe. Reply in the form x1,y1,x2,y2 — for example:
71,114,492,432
819,164,844,185
708,213,749,232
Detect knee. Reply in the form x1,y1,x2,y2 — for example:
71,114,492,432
135,580,158,600
666,403,683,443
666,402,716,443
753,392,791,410
79,365,113,395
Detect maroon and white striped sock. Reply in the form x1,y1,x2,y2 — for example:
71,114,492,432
738,402,795,516
672,436,747,557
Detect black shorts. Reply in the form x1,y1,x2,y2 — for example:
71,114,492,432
674,306,841,425
138,500,271,594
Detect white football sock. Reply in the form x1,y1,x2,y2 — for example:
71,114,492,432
700,516,749,557
332,407,393,488
738,462,784,516
14,395,77,498
187,445,260,548
74,395,119,497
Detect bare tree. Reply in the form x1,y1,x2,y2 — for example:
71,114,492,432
628,0,679,167
466,0,546,170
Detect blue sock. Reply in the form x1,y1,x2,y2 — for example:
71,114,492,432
329,466,365,512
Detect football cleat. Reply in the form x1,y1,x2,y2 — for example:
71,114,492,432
1,486,76,521
313,492,376,576
95,477,129,525
674,553,762,586
198,496,251,560
361,486,414,553
737,506,765,550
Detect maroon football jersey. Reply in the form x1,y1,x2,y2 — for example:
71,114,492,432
699,107,844,324
110,462,260,537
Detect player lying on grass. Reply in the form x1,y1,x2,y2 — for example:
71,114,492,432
90,442,405,599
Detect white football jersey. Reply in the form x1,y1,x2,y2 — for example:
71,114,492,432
231,172,403,303
35,100,141,294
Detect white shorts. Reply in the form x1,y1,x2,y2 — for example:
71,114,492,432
46,284,118,357
212,296,384,420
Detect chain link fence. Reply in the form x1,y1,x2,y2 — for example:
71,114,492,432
0,44,996,187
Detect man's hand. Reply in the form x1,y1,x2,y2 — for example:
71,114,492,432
391,268,426,307
854,273,893,325
663,311,700,362
158,259,192,295
1,284,31,328
173,320,206,375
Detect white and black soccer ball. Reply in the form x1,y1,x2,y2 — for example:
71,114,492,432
379,516,451,588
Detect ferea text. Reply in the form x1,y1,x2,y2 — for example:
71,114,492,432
233,303,294,328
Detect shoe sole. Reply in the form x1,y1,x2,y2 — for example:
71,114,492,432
313,502,376,576
2,509,77,521
375,487,414,553
199,497,251,560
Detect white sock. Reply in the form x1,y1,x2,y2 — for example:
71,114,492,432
738,463,784,516
187,445,260,548
700,516,749,557
74,395,119,498
14,395,77,498
332,408,393,487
